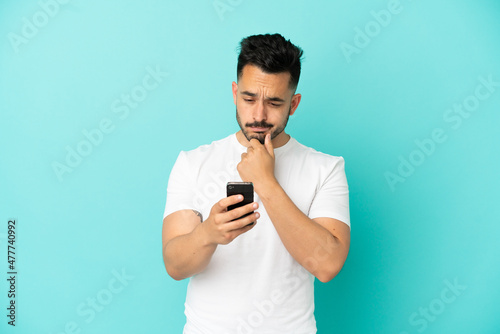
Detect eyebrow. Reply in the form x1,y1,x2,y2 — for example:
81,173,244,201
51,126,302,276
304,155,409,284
241,91,286,103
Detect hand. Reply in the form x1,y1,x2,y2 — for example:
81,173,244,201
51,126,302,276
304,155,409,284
201,195,260,245
237,134,277,194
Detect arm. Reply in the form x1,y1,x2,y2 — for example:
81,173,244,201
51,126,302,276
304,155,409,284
237,134,350,282
162,209,216,281
162,196,260,281
257,179,350,283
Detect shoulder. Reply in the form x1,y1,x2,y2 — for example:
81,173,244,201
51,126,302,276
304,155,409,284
180,134,235,161
289,137,345,169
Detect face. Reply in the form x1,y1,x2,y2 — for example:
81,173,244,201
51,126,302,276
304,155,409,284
232,64,301,145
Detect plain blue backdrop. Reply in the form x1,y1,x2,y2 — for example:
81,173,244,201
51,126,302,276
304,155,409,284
1,0,499,333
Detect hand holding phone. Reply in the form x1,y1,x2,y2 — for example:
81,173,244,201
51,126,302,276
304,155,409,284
199,183,257,246
227,182,255,224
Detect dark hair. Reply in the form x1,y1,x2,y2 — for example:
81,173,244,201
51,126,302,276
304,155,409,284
237,33,304,91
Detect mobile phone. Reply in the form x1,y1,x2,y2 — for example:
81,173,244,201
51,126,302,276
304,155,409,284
226,182,254,223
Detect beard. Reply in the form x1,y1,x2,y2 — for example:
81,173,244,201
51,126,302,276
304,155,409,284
236,106,291,144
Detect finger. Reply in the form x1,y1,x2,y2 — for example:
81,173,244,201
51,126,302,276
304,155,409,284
224,202,259,222
215,194,244,213
249,138,263,149
226,211,260,231
233,217,258,235
264,133,274,157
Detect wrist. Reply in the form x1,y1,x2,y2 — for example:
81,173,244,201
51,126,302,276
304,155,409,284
194,220,218,249
255,177,280,200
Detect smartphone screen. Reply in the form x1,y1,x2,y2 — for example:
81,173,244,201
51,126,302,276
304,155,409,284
226,182,254,222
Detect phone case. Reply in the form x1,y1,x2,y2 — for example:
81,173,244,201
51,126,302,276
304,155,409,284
227,182,254,220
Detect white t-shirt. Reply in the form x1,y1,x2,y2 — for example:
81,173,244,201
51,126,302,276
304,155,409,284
164,133,350,334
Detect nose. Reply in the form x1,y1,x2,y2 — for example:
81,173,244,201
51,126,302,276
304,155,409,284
253,100,267,122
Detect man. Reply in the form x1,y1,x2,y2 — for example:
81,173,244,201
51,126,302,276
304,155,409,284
162,33,350,333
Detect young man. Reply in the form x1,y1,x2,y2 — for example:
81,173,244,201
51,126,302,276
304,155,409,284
162,33,350,333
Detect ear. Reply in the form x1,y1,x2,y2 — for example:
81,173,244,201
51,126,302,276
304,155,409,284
232,81,238,105
289,93,302,116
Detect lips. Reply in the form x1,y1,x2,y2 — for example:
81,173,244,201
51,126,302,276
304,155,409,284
249,127,270,132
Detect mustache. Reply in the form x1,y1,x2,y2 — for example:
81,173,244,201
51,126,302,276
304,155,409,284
246,121,273,128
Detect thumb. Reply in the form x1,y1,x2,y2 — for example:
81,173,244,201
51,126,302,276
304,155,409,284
264,133,274,157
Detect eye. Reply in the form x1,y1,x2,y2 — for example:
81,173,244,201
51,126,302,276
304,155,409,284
244,99,254,103
270,103,282,107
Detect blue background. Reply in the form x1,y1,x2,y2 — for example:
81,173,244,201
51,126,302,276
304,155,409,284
1,0,499,333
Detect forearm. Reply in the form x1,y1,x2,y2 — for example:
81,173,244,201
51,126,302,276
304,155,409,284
163,223,217,281
258,179,348,282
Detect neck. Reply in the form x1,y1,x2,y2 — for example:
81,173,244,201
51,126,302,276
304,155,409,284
236,130,290,148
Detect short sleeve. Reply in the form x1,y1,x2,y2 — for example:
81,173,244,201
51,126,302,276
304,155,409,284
163,151,198,219
308,157,350,228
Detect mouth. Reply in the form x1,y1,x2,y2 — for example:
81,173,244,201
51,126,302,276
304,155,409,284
248,126,271,133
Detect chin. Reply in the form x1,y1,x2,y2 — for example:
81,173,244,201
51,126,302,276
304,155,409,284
248,134,266,145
